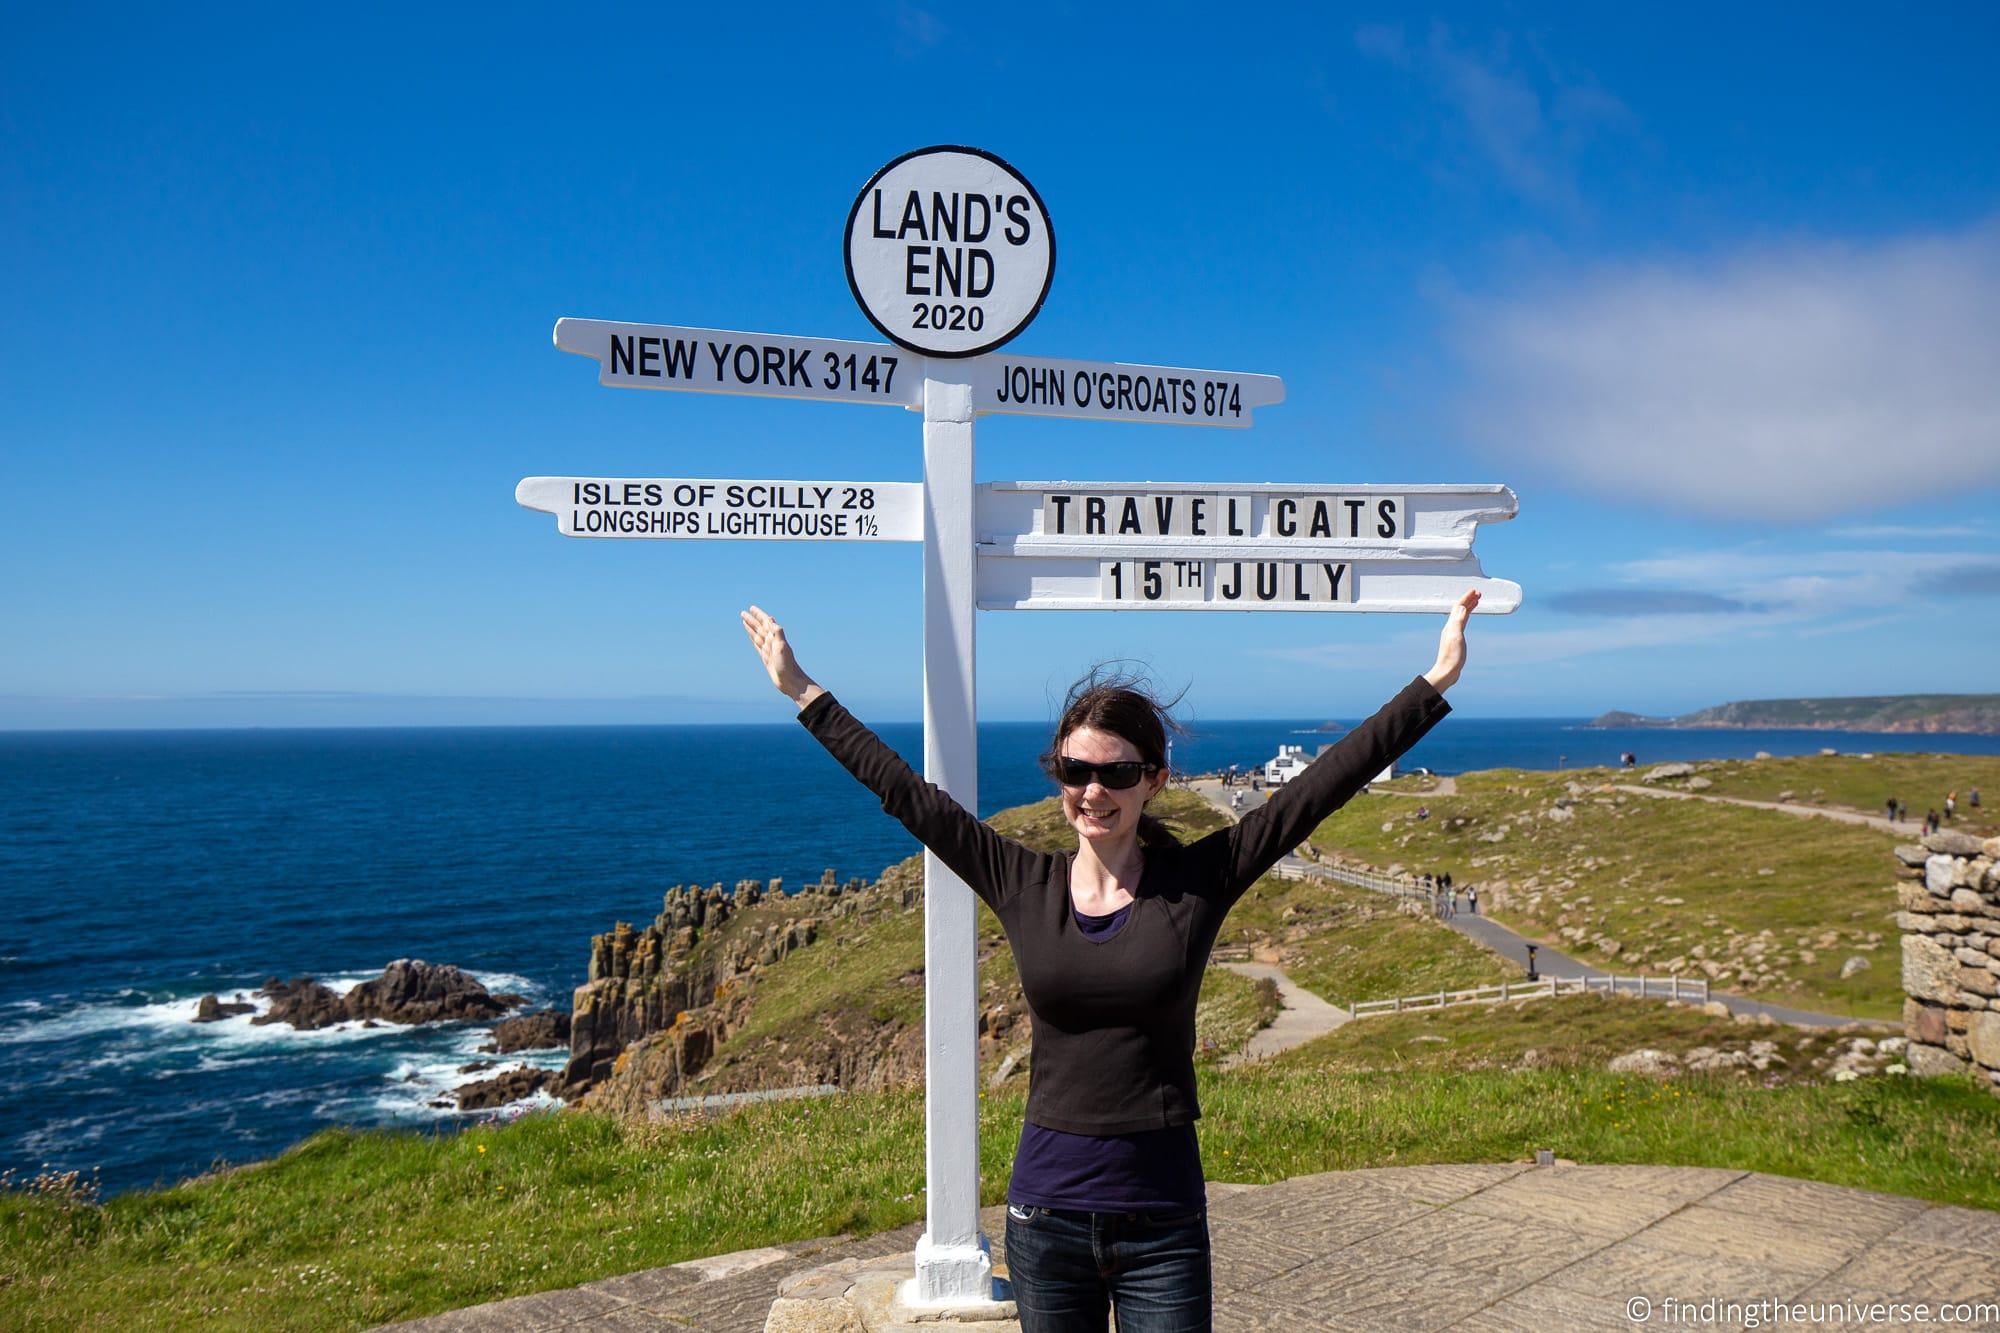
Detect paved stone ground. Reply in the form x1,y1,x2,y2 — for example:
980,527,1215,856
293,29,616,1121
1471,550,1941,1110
375,1165,2000,1331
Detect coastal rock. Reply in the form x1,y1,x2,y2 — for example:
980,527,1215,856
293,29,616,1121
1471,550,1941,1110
252,976,350,1030
455,1066,550,1110
192,993,254,1023
250,960,516,1031
346,959,515,1025
562,869,887,1098
1642,763,1696,783
484,1008,572,1053
1840,955,1870,980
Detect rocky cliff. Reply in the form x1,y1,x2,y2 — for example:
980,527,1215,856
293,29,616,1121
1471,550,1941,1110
557,862,923,1105
1591,694,2000,734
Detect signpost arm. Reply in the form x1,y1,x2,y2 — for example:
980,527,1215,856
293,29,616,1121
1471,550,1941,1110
911,366,995,1304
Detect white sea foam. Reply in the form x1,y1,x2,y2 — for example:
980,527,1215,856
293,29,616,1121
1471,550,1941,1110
2,963,551,1052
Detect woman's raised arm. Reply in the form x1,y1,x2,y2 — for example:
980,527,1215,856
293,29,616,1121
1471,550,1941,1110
741,605,827,712
1422,588,1480,694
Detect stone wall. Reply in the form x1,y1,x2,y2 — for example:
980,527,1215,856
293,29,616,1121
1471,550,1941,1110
1894,829,2000,1095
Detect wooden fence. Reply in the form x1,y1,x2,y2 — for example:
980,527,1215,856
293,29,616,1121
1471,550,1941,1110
1346,973,1710,1019
1270,856,1432,904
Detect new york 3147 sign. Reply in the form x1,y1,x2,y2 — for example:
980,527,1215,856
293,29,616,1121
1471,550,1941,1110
845,145,1054,358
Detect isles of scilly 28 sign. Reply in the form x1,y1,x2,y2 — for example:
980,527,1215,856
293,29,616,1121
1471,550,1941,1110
844,146,1054,358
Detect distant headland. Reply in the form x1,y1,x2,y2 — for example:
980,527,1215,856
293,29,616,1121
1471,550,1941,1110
1589,693,2000,735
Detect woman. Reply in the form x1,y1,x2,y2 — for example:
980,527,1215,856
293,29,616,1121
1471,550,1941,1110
739,590,1478,1332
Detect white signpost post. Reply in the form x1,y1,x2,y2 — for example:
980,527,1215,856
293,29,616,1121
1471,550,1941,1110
522,145,1518,1319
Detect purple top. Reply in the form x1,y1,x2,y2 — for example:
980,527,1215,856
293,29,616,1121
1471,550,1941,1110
1005,900,1206,1213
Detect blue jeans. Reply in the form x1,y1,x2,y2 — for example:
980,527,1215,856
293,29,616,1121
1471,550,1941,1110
1004,1203,1212,1332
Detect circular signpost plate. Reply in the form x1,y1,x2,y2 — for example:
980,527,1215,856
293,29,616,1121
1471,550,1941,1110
845,146,1054,359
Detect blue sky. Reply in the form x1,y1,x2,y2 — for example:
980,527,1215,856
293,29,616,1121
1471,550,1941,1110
4,4,1997,728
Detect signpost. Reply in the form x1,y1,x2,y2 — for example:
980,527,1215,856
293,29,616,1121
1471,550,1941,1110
516,477,923,542
845,146,1054,358
974,482,1519,612
520,145,1518,1317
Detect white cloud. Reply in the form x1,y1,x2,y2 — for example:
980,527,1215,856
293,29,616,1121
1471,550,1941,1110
1448,224,2000,520
1355,22,1630,208
1262,539,1984,672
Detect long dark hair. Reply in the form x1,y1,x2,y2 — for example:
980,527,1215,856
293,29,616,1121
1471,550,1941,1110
1038,664,1188,849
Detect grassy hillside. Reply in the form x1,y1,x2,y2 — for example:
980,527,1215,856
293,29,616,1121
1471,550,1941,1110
17,769,1999,1328
1689,753,2000,838
7,996,1996,1330
1596,694,2000,733
1306,767,1905,1018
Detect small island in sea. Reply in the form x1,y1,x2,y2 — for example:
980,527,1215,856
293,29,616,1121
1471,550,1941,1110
1590,692,2000,735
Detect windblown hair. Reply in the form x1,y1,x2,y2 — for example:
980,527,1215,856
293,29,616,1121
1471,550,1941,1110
1039,664,1189,849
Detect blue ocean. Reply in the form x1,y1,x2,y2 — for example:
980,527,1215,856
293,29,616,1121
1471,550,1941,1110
4,716,1997,1197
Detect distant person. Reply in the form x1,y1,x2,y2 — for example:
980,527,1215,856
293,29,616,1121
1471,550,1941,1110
1416,805,1431,821
1448,886,1459,917
1558,754,1566,769
1946,791,1957,822
1897,799,1908,823
1885,797,1898,823
1927,809,1940,835
1972,787,1982,810
738,591,1480,1331
1467,885,1479,915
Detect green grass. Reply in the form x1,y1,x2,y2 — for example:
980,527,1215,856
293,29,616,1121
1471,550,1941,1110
1689,753,2000,838
1193,966,1280,1059
1272,990,1888,1079
17,769,1995,1327
1306,768,1906,1019
1215,873,1517,1008
8,1004,1996,1331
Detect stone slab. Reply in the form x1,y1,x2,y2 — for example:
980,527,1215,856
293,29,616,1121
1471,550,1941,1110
371,1167,2000,1333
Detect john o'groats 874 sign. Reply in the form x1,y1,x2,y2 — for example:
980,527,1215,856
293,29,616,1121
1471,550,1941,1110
844,145,1054,358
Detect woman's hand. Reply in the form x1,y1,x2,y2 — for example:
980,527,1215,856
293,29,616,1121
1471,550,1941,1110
1422,588,1480,695
740,606,825,711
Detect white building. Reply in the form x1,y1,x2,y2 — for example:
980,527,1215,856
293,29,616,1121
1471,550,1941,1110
1263,743,1334,785
1261,742,1394,786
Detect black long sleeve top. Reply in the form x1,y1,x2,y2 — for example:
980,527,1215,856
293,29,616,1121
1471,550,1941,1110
798,676,1451,1134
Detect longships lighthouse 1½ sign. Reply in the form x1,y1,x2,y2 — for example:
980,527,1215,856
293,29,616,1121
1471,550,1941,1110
517,144,1519,1313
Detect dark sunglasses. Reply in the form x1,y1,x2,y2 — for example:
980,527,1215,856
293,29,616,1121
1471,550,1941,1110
1052,757,1159,790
